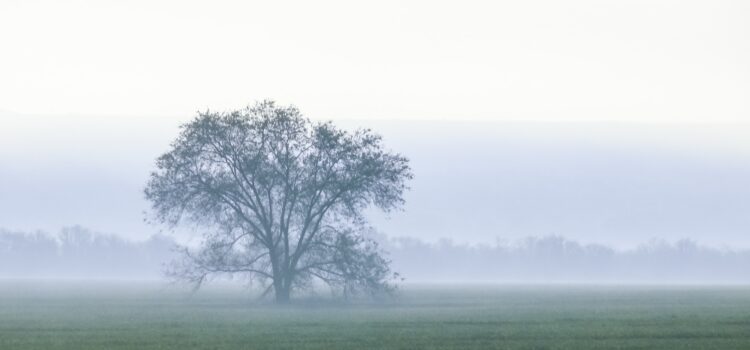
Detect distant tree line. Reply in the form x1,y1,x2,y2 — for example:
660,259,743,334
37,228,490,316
1,227,748,283
0,226,174,279
381,235,750,283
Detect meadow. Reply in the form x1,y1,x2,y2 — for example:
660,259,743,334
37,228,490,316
1,281,749,349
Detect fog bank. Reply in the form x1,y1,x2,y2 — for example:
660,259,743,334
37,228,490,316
3,117,750,249
2,227,748,284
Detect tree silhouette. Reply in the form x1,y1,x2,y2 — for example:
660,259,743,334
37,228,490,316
145,101,412,302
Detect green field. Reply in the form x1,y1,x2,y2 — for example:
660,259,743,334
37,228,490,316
1,281,749,349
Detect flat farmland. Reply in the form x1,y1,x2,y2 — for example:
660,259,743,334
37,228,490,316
1,282,749,349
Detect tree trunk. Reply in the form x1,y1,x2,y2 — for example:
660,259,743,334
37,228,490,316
271,262,291,303
274,284,291,303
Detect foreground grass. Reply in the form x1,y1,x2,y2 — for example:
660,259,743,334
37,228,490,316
1,282,749,349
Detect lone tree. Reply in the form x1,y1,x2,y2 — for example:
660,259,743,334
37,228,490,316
145,101,412,302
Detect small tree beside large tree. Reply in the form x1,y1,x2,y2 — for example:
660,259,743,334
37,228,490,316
145,100,412,303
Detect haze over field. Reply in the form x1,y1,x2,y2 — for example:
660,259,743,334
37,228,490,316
3,226,750,283
2,115,750,249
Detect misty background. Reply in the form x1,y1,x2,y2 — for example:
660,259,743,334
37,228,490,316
2,115,750,282
2,1,749,283
2,115,750,247
2,226,749,283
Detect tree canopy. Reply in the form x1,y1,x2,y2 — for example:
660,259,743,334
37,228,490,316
145,100,412,302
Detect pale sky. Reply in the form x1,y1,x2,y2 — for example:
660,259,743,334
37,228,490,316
1,0,749,122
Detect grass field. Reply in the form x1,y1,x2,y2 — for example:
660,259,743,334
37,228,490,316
1,281,749,349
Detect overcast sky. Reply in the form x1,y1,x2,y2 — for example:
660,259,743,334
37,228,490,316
1,0,748,122
1,1,749,248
